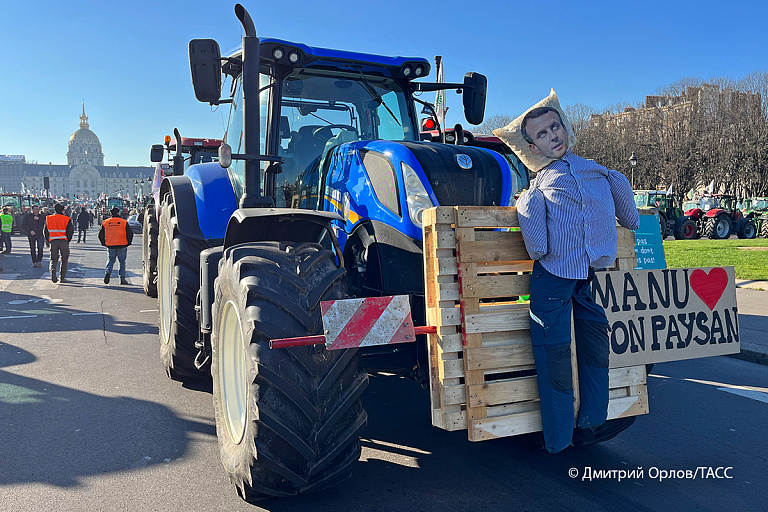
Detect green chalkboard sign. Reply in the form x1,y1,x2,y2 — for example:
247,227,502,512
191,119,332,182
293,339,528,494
633,212,667,270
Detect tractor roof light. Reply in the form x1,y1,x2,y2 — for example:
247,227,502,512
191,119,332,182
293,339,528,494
272,47,285,60
403,65,413,77
288,51,300,64
414,64,424,77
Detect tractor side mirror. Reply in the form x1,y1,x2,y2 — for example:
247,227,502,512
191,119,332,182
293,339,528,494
463,72,487,126
150,144,164,163
189,39,222,104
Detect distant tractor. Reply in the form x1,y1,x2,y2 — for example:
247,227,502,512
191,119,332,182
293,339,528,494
684,194,757,239
741,197,768,238
633,190,695,240
142,133,222,298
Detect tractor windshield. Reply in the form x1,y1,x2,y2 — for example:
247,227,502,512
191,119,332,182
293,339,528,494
276,71,415,206
752,199,768,210
700,197,718,211
633,193,649,208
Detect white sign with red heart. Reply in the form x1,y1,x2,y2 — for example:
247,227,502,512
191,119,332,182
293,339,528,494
592,267,739,368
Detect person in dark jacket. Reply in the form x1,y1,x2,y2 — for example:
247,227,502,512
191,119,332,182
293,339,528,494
76,206,90,243
21,205,46,267
98,206,134,285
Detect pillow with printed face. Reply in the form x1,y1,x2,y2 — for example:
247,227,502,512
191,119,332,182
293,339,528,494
493,89,578,172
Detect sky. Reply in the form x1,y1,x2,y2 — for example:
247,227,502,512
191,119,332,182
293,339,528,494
1,0,766,167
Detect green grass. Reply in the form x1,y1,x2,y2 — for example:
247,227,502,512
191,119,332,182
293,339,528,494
662,238,768,280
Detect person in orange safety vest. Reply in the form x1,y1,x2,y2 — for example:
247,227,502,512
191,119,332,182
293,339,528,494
98,206,134,285
43,203,74,283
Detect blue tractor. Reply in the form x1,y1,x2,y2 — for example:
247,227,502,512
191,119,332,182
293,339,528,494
156,3,517,501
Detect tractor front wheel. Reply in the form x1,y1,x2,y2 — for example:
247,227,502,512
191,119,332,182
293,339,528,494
142,204,159,298
211,241,368,501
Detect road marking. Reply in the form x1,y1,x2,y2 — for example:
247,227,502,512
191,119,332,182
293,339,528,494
0,274,20,292
0,315,38,320
140,309,158,313
718,387,768,404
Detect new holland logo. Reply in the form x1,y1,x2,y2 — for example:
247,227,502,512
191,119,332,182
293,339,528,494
455,154,473,169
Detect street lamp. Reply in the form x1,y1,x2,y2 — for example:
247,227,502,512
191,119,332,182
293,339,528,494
629,151,638,189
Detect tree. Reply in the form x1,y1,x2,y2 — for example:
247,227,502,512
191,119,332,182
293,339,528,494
473,114,514,135
563,103,596,138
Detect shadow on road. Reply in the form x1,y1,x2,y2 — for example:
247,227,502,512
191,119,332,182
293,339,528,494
0,289,156,336
0,343,214,488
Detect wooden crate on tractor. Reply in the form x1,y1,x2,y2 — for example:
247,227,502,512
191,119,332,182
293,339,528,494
422,206,648,441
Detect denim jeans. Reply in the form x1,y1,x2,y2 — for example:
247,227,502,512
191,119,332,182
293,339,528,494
28,235,44,263
1,232,11,252
105,247,127,277
529,260,610,453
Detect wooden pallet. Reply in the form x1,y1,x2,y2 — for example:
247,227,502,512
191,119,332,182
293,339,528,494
423,206,649,441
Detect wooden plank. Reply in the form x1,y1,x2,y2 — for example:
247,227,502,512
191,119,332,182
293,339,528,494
437,307,462,327
465,344,535,371
464,308,530,334
486,400,540,418
607,394,649,419
442,383,466,406
475,261,534,273
467,375,539,407
608,366,646,388
481,330,531,347
462,274,531,299
437,257,458,276
437,281,460,301
442,359,464,379
457,238,531,264
436,333,462,353
469,410,542,441
439,410,467,431
455,206,519,228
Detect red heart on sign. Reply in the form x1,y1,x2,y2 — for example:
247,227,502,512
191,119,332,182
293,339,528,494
690,268,728,311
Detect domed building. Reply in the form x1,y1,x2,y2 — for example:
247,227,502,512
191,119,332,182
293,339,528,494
15,104,154,202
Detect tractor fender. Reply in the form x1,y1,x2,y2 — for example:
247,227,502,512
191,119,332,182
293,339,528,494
704,208,725,218
223,208,344,253
158,163,238,240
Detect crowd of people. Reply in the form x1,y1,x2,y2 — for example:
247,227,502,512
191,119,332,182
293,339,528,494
0,203,133,285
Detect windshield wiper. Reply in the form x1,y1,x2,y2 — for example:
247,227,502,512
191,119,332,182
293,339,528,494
355,67,400,127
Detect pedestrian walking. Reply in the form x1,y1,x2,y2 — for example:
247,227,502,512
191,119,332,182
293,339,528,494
76,206,90,242
44,203,74,283
509,101,639,454
21,205,46,267
0,206,13,253
88,210,94,227
98,206,133,285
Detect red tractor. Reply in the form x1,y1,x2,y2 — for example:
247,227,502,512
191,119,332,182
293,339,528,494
684,194,757,239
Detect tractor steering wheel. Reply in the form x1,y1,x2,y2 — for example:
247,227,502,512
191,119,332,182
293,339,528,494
314,124,359,138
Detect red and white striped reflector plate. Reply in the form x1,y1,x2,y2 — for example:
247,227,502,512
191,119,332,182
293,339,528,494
320,295,415,350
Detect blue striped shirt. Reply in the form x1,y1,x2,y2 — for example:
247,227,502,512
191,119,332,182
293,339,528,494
516,150,639,279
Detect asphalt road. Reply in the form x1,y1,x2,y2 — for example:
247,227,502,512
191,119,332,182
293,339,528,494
1,238,767,512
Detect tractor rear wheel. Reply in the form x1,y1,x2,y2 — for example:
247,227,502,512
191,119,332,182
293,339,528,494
673,217,697,240
142,204,158,298
737,220,757,239
704,215,732,239
158,194,213,380
212,241,368,501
